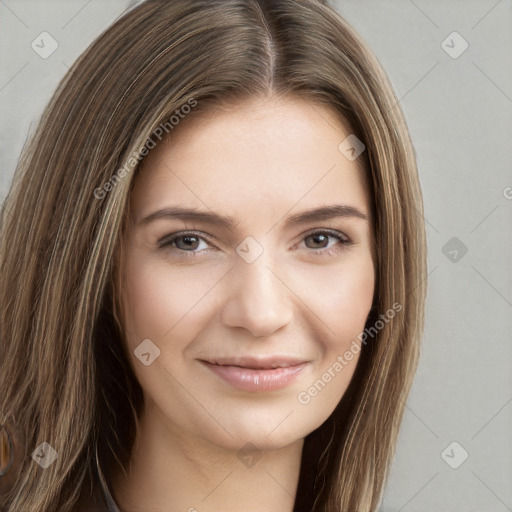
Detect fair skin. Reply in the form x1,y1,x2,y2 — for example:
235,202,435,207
112,95,375,512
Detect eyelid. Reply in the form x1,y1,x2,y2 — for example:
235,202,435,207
297,228,352,246
157,230,217,250
294,229,353,258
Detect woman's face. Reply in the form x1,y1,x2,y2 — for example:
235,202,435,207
120,95,375,451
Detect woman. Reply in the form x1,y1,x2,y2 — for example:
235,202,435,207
0,0,426,511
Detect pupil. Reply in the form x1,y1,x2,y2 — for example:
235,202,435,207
308,234,328,248
178,236,199,250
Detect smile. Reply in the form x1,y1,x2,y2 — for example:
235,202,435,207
199,356,310,392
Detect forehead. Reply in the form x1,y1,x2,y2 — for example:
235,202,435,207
131,96,370,221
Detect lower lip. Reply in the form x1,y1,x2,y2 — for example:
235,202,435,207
201,361,308,392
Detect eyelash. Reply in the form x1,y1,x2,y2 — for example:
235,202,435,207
158,229,352,258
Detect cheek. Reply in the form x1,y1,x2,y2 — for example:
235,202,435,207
292,252,374,417
120,252,224,415
121,251,219,348
297,252,375,351
328,266,374,347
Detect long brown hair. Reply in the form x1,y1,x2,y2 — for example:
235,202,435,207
0,1,426,510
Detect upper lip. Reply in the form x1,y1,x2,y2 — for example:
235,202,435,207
200,356,309,370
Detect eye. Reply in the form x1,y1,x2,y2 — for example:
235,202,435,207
300,229,352,254
158,229,352,258
158,231,211,254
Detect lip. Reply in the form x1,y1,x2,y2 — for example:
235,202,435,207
199,356,309,392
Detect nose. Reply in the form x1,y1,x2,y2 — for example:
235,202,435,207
220,259,293,338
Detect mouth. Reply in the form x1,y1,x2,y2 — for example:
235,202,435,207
199,356,310,392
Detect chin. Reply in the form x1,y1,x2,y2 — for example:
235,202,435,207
200,404,330,452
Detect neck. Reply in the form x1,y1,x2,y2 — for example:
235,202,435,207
110,402,303,512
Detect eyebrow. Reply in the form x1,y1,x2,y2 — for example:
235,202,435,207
138,204,368,229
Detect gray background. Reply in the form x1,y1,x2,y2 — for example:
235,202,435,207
1,1,511,510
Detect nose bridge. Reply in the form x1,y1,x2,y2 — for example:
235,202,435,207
220,253,293,337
